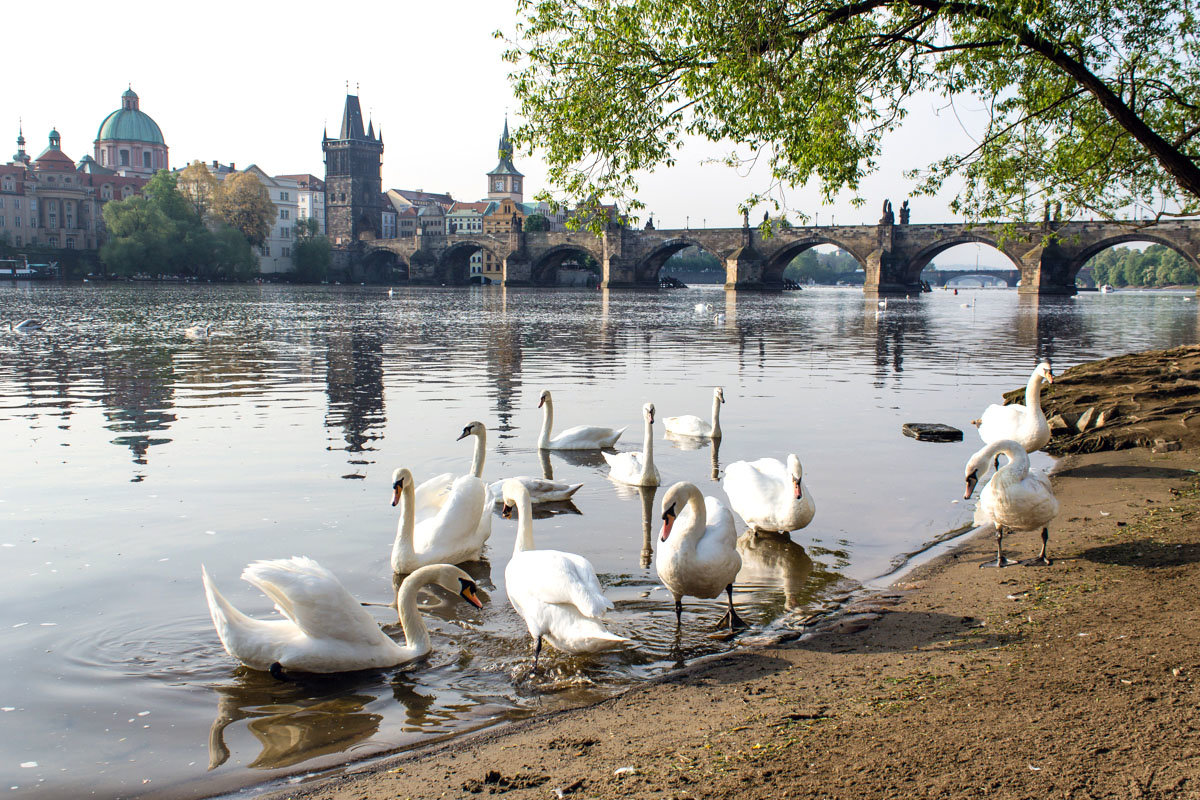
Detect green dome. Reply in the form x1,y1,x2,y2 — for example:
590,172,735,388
96,108,164,145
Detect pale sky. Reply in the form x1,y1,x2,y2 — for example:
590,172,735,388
3,0,1063,268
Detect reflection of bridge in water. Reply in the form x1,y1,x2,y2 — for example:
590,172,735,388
358,215,1200,296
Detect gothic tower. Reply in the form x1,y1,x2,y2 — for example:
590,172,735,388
322,93,384,247
486,118,523,203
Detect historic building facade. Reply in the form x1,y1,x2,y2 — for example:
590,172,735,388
322,94,384,247
94,87,169,176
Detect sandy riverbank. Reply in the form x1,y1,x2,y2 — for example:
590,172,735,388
258,349,1200,800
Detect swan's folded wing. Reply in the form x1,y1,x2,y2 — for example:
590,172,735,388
415,475,487,554
241,557,383,645
977,403,1025,442
415,471,456,515
518,550,613,618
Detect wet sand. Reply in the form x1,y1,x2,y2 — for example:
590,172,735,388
255,349,1200,800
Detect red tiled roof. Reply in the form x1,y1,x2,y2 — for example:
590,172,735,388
34,148,76,171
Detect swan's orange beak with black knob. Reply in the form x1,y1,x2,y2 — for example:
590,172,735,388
391,476,405,507
660,503,677,542
458,578,484,609
793,477,802,500
502,502,514,520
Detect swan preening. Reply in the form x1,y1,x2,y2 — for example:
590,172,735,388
604,403,661,486
391,467,489,573
973,361,1054,455
657,481,744,631
487,476,583,504
663,386,724,439
202,558,483,674
723,454,815,534
964,439,1059,567
537,389,625,450
412,421,494,544
10,318,43,332
501,480,628,669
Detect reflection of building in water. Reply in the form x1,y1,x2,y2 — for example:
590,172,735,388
101,345,177,469
485,312,522,435
325,332,385,456
863,298,930,387
1015,295,1088,362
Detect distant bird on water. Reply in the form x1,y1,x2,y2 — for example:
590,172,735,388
9,319,43,332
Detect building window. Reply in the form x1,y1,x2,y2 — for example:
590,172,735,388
49,237,58,247
14,198,20,209
100,150,106,165
143,152,152,168
14,217,20,227
261,245,270,256
66,237,75,249
120,150,129,166
280,192,289,201
102,186,112,200
280,209,289,220
14,236,20,246
2,178,11,191
282,247,290,257
64,177,71,184
0,216,4,227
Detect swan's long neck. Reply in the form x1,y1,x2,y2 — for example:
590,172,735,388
394,574,432,656
512,490,535,554
391,480,416,569
710,394,723,438
640,414,655,479
675,486,707,553
469,429,486,478
1024,371,1046,414
990,441,1031,486
537,398,553,448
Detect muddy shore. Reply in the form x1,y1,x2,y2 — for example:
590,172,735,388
256,349,1200,800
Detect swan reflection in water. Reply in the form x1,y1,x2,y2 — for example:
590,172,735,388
663,432,722,481
546,446,613,470
735,530,814,611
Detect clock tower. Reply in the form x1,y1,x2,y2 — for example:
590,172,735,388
486,118,523,203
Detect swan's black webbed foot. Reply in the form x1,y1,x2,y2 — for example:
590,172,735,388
712,584,747,634
1022,556,1053,567
268,662,292,682
979,557,1018,568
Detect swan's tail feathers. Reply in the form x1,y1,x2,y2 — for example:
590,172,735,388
201,565,254,655
601,451,619,468
607,427,629,446
564,483,584,499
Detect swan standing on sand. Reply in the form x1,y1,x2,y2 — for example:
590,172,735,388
537,389,625,450
723,454,815,533
391,467,490,573
413,422,494,540
603,403,661,486
964,439,1060,567
663,386,724,439
202,558,483,675
973,361,1055,454
501,480,628,669
9,319,43,332
656,481,744,631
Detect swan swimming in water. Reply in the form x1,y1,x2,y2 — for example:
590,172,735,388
501,480,628,670
412,421,494,541
10,319,43,332
663,386,724,439
656,481,744,632
391,467,490,573
537,389,625,450
202,558,483,675
723,454,815,533
964,439,1059,567
972,361,1054,455
604,403,661,486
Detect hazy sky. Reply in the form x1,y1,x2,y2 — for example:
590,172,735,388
4,0,1052,266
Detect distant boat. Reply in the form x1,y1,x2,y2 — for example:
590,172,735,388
1100,284,1115,293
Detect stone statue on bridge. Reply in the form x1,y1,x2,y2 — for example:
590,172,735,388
880,199,894,225
645,215,655,230
899,200,910,225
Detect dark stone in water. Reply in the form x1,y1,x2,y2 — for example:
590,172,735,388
902,422,964,442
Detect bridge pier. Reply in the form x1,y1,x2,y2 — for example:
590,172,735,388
1018,244,1077,295
502,257,532,286
723,248,768,288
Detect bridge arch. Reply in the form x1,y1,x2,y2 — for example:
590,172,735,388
637,238,726,284
436,240,502,286
362,249,408,282
900,236,1023,285
762,237,869,284
1069,233,1200,284
530,243,604,286
944,272,1012,288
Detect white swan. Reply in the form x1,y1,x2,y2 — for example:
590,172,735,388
537,389,625,450
184,324,212,339
202,558,483,675
694,302,710,313
391,467,489,573
713,312,726,325
656,481,744,631
10,319,43,332
501,479,628,669
663,386,724,439
722,454,815,533
973,361,1054,453
603,403,661,486
487,476,583,504
964,439,1059,567
412,421,494,541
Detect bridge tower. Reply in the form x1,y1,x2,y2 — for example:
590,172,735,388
322,93,385,249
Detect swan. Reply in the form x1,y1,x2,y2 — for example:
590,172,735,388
537,389,625,450
501,479,628,669
713,312,726,325
391,467,489,573
972,361,1054,454
603,403,661,486
722,454,815,533
964,439,1059,567
10,319,43,332
694,302,710,313
412,421,494,540
487,476,582,504
656,481,744,631
663,386,724,439
202,558,483,675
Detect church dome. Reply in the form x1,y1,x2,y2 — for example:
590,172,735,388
96,88,165,145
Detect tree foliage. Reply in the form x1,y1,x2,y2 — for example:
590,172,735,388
212,172,275,247
523,213,550,231
291,216,332,283
100,171,258,280
1084,244,1199,286
784,249,864,283
503,0,1200,225
177,161,219,219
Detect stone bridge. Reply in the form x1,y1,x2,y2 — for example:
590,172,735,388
921,268,1022,287
356,216,1200,295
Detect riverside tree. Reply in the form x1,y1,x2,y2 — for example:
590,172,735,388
291,216,332,283
503,0,1200,224
212,171,276,247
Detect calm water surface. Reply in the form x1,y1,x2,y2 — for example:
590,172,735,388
1,283,1196,798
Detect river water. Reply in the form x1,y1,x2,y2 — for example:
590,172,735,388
0,283,1196,798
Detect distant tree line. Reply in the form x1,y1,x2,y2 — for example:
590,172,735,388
783,250,863,284
1083,244,1198,287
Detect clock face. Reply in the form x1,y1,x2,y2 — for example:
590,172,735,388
494,179,504,191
